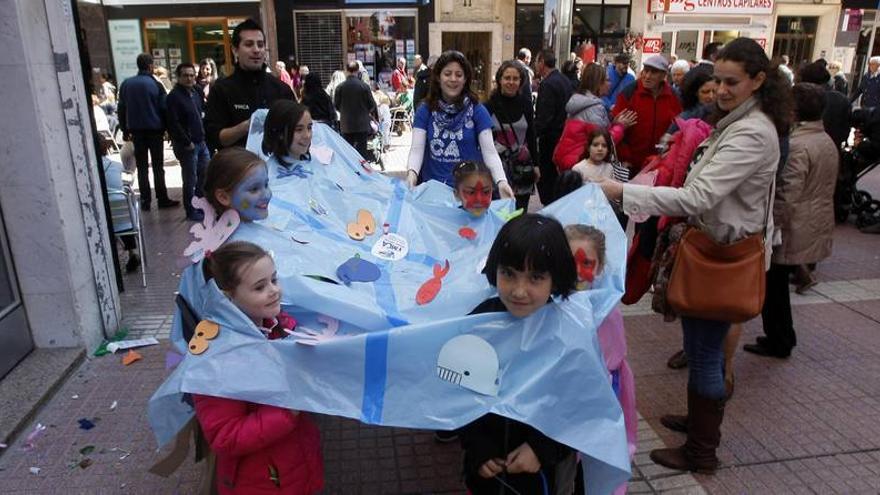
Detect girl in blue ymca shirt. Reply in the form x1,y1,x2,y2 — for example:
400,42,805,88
405,51,515,199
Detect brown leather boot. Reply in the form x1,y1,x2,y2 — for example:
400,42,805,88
659,373,733,434
650,390,725,474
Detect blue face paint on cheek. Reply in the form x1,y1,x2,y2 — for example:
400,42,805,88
231,166,271,221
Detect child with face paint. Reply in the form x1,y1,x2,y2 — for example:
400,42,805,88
565,224,637,494
262,100,314,181
452,161,494,217
195,241,325,494
204,147,272,222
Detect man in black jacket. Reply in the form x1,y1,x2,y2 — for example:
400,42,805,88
533,49,573,205
118,53,178,210
204,19,294,150
167,63,209,221
797,61,851,150
334,61,377,158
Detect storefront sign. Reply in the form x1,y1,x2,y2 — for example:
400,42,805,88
108,19,143,81
650,0,773,15
642,38,663,54
145,20,170,29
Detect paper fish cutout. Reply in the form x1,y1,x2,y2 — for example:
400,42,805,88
308,199,327,216
416,260,450,305
336,254,381,285
575,248,596,284
347,209,377,240
436,334,500,396
188,320,220,355
182,198,240,264
458,227,477,240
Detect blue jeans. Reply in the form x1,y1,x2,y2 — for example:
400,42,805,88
174,141,210,215
682,316,730,399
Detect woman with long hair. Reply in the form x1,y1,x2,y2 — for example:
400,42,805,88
485,60,540,210
405,51,514,199
597,38,792,473
197,58,219,101
301,72,338,130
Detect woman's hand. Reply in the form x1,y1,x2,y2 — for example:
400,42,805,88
497,180,515,199
405,169,418,189
505,442,541,474
478,458,506,479
613,109,638,129
592,176,624,201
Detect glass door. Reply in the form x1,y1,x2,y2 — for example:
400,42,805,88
0,206,33,378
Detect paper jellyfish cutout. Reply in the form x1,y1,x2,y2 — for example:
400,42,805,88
436,334,500,397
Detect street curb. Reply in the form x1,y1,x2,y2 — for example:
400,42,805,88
0,347,85,459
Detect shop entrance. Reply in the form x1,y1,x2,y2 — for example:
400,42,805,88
773,16,818,70
0,205,33,378
441,32,493,100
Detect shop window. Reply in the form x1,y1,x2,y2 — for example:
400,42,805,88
345,11,418,89
145,21,190,74
676,31,699,62
143,18,237,78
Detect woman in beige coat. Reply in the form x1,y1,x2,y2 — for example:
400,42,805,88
744,83,839,359
596,38,792,474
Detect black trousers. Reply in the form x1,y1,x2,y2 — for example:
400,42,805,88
343,132,370,160
760,263,797,352
132,130,169,205
536,133,561,206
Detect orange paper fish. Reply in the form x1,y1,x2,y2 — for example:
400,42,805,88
416,260,451,305
122,350,142,366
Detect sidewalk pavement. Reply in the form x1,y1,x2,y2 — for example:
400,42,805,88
0,140,879,494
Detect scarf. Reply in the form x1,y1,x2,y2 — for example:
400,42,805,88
489,92,525,125
432,96,475,134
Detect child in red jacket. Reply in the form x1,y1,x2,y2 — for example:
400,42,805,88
195,241,324,494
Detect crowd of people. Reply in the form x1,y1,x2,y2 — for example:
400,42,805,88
91,14,880,493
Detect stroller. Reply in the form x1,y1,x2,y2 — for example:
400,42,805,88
364,104,390,171
837,107,880,233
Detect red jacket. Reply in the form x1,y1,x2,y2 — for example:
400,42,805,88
193,312,323,494
612,81,681,172
194,396,323,494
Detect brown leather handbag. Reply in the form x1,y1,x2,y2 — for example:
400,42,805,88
666,227,766,323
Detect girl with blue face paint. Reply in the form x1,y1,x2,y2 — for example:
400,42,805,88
204,147,273,222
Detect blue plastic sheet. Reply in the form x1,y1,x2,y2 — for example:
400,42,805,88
156,125,630,493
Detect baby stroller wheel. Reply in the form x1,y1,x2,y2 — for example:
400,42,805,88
852,190,874,215
856,200,880,228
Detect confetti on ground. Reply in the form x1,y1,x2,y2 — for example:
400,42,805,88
122,349,142,366
23,423,46,450
77,419,95,430
71,394,79,399
109,400,118,410
78,458,93,469
29,467,40,475
79,445,95,455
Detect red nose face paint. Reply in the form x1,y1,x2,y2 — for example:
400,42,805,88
574,248,595,284
461,180,492,211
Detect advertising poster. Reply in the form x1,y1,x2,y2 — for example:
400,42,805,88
108,19,143,81
544,0,559,51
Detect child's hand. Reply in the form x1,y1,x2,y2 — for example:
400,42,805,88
613,109,638,129
478,458,506,479
505,442,541,474
497,180,515,199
